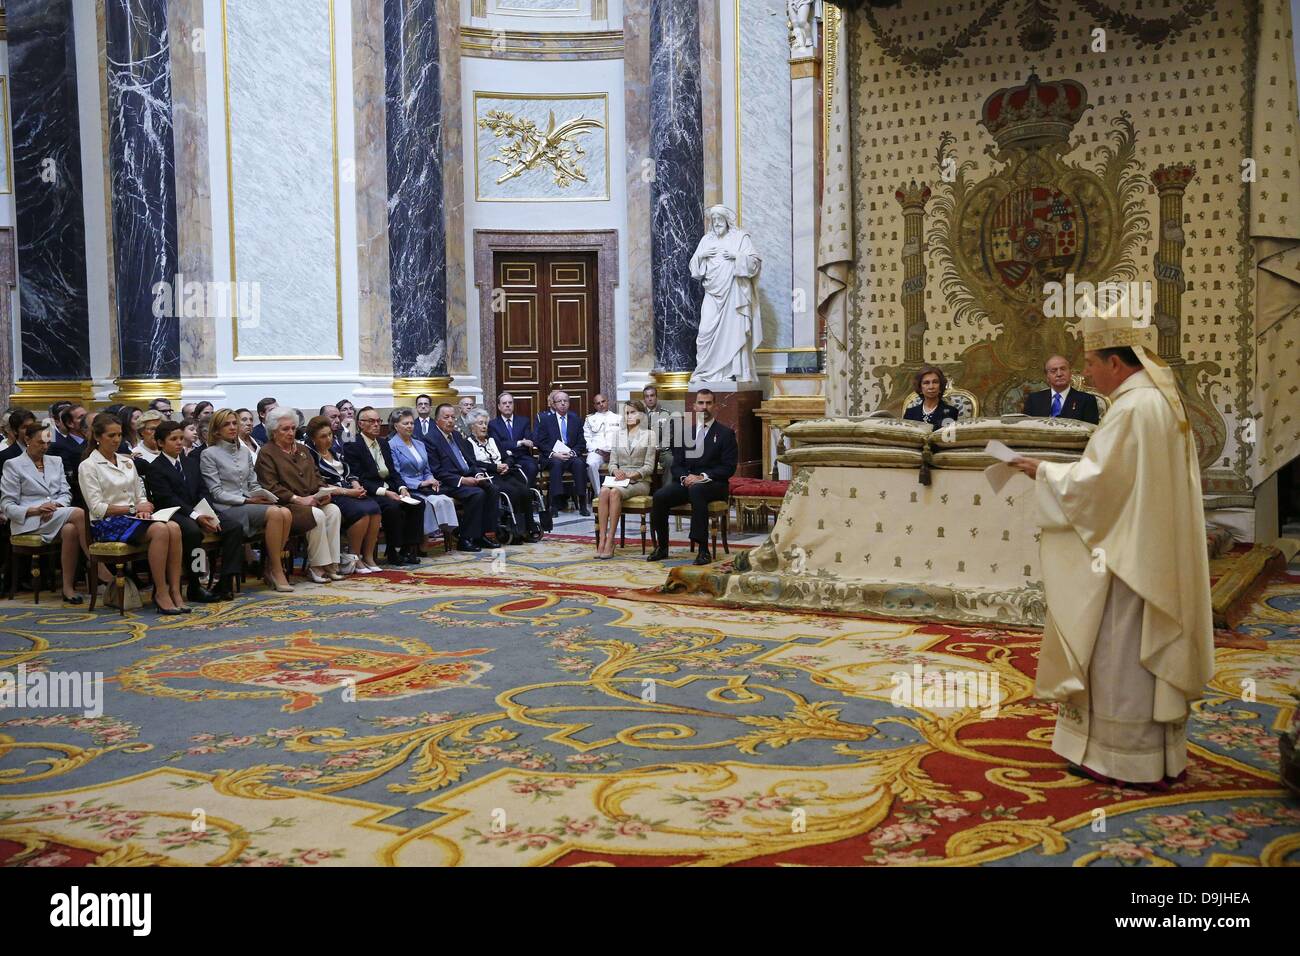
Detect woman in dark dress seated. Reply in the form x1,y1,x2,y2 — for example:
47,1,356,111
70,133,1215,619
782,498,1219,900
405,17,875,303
902,365,961,430
306,415,382,574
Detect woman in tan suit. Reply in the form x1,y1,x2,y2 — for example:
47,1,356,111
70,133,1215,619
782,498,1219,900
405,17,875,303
595,400,656,558
254,406,344,583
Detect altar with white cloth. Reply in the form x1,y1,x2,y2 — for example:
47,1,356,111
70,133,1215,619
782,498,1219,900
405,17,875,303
666,416,1097,628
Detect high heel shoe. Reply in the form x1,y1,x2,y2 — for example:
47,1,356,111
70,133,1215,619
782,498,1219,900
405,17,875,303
263,574,294,593
307,568,330,584
151,598,185,616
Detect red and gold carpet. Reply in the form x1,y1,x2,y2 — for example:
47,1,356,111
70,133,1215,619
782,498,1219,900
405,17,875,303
1,539,1296,866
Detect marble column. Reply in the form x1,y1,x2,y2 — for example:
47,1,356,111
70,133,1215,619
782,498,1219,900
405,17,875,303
8,0,93,397
384,0,453,404
169,0,217,392
623,0,655,377
105,0,180,402
649,0,705,396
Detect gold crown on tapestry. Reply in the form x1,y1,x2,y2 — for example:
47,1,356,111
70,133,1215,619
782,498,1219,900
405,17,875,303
894,181,932,209
1080,301,1158,352
1151,163,1197,189
980,73,1089,151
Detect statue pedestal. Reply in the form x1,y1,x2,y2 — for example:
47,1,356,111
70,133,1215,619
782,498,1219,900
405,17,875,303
688,383,763,478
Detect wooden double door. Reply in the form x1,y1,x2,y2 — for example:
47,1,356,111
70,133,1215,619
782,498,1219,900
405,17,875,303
493,251,600,422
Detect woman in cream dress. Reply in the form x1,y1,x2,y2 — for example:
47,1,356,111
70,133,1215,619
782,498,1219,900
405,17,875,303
595,400,656,558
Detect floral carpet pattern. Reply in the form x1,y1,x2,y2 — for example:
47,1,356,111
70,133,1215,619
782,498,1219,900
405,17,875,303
1,539,1296,867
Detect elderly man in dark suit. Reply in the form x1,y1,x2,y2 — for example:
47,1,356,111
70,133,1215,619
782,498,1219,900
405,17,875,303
648,389,737,567
534,389,588,516
142,421,242,601
487,391,539,485
1023,355,1100,424
427,403,498,553
343,405,425,565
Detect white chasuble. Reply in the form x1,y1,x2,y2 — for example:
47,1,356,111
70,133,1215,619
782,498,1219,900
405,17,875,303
1033,369,1213,782
688,228,762,384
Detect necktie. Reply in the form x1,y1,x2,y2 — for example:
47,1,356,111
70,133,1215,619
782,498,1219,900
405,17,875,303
1051,393,1062,417
559,414,567,443
447,433,469,471
174,458,184,477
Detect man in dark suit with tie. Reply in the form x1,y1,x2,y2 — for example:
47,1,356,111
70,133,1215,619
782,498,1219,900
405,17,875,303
412,394,439,449
427,403,499,553
51,404,88,459
142,421,242,601
1023,354,1100,424
251,396,277,445
648,389,737,566
534,390,588,516
319,404,348,458
487,391,538,485
344,406,425,565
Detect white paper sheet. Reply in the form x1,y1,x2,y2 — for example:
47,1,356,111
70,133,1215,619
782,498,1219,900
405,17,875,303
190,498,218,521
399,495,421,506
983,463,1019,493
148,506,180,522
551,439,572,457
602,476,630,489
983,439,1019,463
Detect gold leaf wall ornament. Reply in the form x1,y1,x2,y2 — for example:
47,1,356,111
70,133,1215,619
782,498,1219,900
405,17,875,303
478,108,604,187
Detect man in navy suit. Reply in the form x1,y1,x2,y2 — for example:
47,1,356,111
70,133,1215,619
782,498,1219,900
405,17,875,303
344,406,426,564
648,389,737,566
427,403,499,553
1023,355,1100,424
412,394,439,448
534,390,589,516
51,404,88,459
487,391,538,485
251,396,277,445
142,421,242,601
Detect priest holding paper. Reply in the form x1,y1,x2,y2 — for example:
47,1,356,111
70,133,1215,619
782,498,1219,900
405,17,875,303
1009,311,1213,788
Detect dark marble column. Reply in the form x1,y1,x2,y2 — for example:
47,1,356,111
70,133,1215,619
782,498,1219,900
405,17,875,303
649,0,705,381
106,0,180,392
8,0,92,385
384,0,451,400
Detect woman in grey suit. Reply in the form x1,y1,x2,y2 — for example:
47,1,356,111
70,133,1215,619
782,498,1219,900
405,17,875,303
0,421,94,602
199,409,295,592
595,400,657,559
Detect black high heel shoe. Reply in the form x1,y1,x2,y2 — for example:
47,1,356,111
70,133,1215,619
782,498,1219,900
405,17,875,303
151,598,185,616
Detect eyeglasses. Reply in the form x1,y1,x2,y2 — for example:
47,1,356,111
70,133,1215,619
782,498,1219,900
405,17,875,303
358,417,381,424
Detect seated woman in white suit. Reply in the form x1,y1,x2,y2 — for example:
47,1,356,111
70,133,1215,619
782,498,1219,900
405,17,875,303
0,421,94,603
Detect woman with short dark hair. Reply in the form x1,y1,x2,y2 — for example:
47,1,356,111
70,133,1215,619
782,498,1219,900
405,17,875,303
307,414,381,573
903,365,961,430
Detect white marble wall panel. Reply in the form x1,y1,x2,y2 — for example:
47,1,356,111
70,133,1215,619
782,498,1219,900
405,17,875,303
224,0,339,359
495,0,580,11
474,93,609,201
738,0,793,351
0,78,11,195
461,56,628,395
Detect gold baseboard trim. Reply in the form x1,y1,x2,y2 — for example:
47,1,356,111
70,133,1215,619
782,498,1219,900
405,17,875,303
650,370,692,399
10,379,95,408
392,376,457,406
112,378,182,406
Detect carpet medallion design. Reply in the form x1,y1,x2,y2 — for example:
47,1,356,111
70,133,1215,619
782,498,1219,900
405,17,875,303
1,541,1296,866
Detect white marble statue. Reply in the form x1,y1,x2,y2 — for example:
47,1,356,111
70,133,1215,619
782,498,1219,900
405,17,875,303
788,0,816,54
688,205,764,386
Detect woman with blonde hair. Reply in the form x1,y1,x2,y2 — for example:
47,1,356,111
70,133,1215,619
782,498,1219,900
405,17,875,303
594,400,655,558
200,408,295,592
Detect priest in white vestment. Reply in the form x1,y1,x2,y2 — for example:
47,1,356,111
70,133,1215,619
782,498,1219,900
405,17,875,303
1010,312,1213,787
688,205,763,385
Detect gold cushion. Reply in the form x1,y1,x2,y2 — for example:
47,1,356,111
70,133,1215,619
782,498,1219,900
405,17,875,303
784,417,932,448
10,534,50,548
89,542,146,558
201,533,222,544
623,496,654,508
780,444,924,468
927,415,1095,450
